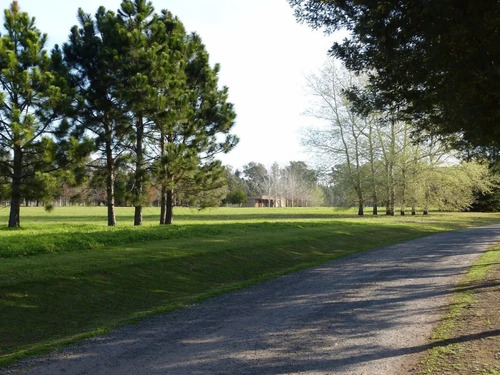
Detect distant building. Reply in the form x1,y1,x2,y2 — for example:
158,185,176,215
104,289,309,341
246,195,287,208
246,195,308,207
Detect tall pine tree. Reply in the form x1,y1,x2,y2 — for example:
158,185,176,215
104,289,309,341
63,7,130,226
0,1,86,228
156,30,237,225
115,0,157,226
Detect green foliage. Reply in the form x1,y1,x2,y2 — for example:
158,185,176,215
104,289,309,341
241,162,269,195
471,187,500,212
290,0,500,149
304,61,498,213
225,188,248,205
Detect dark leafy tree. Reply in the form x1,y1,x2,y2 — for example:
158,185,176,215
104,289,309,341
222,166,248,206
224,188,247,205
285,161,318,189
290,0,500,149
241,162,269,196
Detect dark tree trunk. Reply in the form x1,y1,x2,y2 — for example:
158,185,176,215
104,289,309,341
105,133,116,226
166,188,174,225
386,186,395,216
159,129,167,225
357,201,364,216
134,206,142,225
8,146,22,228
160,185,166,225
412,206,416,215
372,203,378,215
134,116,144,226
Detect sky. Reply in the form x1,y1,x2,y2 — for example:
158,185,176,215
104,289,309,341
11,0,342,170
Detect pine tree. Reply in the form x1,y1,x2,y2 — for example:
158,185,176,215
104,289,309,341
158,31,238,224
0,2,86,227
63,7,130,226
144,11,237,225
115,0,157,226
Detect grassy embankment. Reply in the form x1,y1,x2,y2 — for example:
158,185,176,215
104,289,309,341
0,206,499,367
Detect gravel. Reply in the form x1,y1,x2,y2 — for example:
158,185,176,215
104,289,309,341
4,224,500,375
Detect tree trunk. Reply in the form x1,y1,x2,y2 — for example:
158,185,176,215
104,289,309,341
412,206,416,215
166,188,174,225
134,116,144,226
389,185,395,216
357,201,364,216
159,129,167,225
368,122,378,216
105,136,116,226
160,185,167,225
423,190,430,215
386,162,395,216
385,166,395,216
134,206,142,226
387,116,396,216
8,146,22,228
9,195,20,228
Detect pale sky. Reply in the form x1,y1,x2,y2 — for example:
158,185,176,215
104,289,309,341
11,0,341,170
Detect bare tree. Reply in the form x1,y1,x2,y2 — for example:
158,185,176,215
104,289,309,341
303,59,369,215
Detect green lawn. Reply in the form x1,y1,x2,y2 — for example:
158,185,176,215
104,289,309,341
1,206,499,366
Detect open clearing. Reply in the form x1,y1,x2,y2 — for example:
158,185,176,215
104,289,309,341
0,207,499,371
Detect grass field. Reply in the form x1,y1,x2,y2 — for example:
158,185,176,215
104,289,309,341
1,206,499,366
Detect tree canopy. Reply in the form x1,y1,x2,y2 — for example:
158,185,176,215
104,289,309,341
289,0,500,150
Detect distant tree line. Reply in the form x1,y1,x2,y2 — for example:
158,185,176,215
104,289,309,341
303,60,496,215
223,161,326,207
0,0,237,227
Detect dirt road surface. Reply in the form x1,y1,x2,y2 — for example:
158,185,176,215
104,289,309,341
4,224,500,375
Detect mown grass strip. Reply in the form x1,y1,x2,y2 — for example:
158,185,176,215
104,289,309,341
1,207,498,258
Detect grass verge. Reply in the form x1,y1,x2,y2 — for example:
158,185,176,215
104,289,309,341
414,244,500,375
1,207,499,367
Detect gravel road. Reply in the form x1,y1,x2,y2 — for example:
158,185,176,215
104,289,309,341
4,224,500,375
